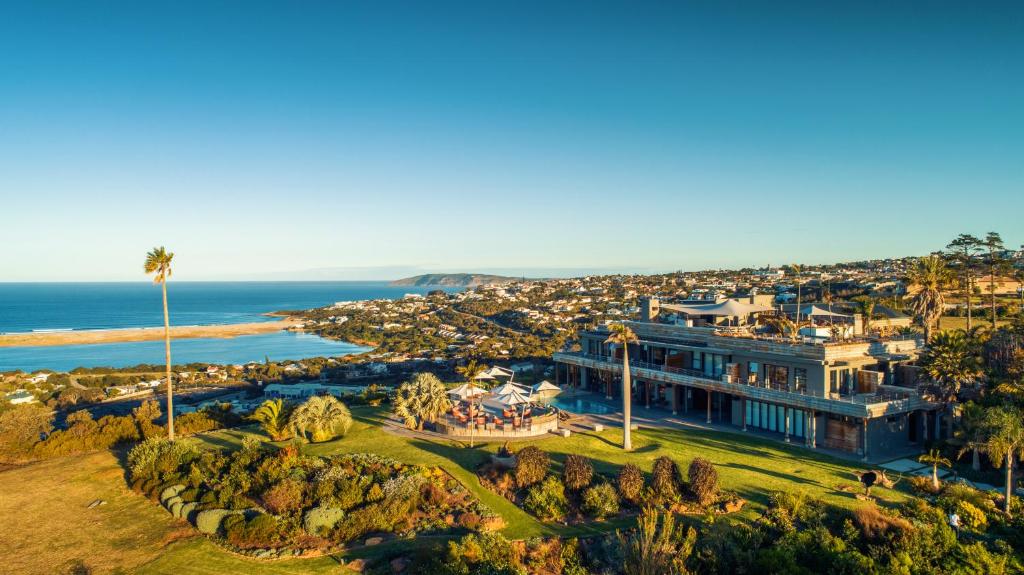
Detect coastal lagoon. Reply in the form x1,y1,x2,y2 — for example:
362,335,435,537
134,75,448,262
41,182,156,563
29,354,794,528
0,331,370,372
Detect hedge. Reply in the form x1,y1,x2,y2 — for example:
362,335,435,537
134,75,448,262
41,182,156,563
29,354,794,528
303,507,346,535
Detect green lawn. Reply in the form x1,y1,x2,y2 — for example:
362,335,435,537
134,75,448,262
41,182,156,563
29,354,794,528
3,406,912,574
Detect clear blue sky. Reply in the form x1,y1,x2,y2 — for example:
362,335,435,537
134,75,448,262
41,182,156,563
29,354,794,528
1,1,1021,281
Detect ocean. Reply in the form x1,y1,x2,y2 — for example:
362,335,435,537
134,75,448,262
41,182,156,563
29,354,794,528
0,281,454,333
0,281,457,371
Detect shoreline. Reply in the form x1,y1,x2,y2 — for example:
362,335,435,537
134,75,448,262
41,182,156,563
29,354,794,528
0,318,300,348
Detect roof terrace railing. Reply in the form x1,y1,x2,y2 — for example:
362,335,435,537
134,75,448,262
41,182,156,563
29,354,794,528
559,351,919,409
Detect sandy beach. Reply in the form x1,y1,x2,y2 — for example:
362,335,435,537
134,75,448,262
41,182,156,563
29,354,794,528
0,318,300,348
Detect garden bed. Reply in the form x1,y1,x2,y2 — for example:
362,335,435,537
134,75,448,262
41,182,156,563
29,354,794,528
126,437,501,559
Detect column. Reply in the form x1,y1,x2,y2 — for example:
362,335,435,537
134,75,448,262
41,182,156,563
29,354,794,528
644,381,651,409
862,419,869,461
606,372,613,400
683,387,689,414
741,397,747,431
580,367,589,392
706,391,712,424
809,411,817,448
671,385,679,415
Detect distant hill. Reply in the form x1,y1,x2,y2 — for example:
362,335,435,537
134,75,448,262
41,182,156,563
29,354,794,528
390,273,520,287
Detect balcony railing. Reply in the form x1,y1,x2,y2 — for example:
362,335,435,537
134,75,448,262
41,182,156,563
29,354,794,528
558,351,925,413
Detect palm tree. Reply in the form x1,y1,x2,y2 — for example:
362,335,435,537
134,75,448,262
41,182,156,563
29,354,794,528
456,360,487,448
982,405,1024,516
760,314,797,339
852,295,876,334
918,449,952,491
788,264,804,326
907,255,951,342
144,246,176,440
617,506,695,575
955,401,986,472
946,234,982,330
606,323,639,451
920,329,983,438
290,395,352,443
393,372,451,430
250,398,293,441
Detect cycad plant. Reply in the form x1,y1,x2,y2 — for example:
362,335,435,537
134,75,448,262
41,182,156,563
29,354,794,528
606,323,638,451
251,398,294,441
290,395,352,443
144,246,176,440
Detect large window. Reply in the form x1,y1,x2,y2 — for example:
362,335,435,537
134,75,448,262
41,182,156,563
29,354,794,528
747,362,760,384
692,352,702,371
745,401,805,437
767,364,789,388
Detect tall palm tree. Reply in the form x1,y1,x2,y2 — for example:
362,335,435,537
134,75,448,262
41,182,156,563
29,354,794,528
606,323,639,451
907,255,951,343
982,405,1024,516
250,398,293,441
946,234,982,330
144,246,176,440
918,449,952,491
788,264,804,326
290,395,352,443
955,401,986,472
920,329,983,438
456,360,487,447
393,372,451,430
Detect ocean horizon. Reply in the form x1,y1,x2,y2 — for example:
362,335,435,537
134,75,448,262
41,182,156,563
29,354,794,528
0,281,459,334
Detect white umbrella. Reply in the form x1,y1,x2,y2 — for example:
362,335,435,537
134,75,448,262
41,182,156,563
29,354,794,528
531,380,561,394
493,382,531,396
497,388,531,406
481,366,515,379
449,383,486,399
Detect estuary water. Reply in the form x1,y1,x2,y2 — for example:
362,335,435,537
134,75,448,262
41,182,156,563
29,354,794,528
0,281,455,371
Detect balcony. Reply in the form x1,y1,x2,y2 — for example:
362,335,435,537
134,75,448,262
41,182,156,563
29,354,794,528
553,351,932,418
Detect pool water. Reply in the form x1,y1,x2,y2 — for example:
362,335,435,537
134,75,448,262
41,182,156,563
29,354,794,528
546,397,615,415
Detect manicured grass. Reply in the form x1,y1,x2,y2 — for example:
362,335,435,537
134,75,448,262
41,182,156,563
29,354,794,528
938,315,1011,332
2,405,912,574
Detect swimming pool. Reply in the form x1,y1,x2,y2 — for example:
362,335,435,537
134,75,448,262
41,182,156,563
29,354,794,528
546,397,615,415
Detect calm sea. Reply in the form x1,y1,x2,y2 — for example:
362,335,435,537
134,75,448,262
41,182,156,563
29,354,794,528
0,281,456,371
0,281,454,333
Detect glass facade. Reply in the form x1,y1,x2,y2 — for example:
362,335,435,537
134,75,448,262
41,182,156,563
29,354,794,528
745,401,805,438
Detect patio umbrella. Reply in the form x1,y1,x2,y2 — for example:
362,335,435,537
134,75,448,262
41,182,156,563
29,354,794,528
531,380,561,395
497,388,531,406
449,383,486,400
492,382,531,396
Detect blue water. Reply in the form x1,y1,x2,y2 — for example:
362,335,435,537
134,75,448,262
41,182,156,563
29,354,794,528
0,332,371,372
0,281,457,333
546,397,614,415
0,281,457,371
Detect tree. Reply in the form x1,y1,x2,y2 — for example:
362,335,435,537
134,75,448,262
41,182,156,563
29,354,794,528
513,445,550,488
456,360,487,447
144,246,176,441
290,395,352,443
946,234,983,330
982,232,1009,329
562,454,594,490
250,398,293,441
788,264,804,327
908,255,951,342
617,506,696,575
920,329,983,437
605,323,639,451
393,372,451,430
982,405,1024,516
618,463,645,505
918,449,952,491
956,401,987,472
852,296,876,334
0,404,53,461
687,457,719,506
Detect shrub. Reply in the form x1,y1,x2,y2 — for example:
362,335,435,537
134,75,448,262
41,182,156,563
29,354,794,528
196,509,236,535
127,438,198,482
909,475,941,495
514,446,550,489
582,483,620,519
956,500,988,532
524,476,568,521
687,458,719,506
262,479,305,515
160,484,186,505
180,502,198,522
650,456,680,502
302,507,346,535
562,455,593,491
853,505,913,544
224,513,287,550
617,463,645,505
